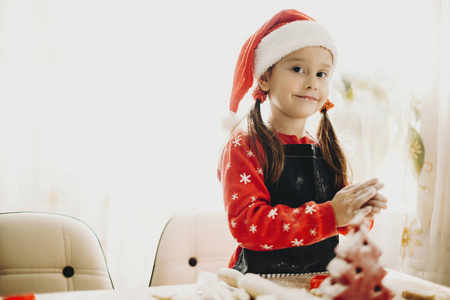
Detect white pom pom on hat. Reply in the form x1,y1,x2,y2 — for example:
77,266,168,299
221,111,242,132
222,9,338,132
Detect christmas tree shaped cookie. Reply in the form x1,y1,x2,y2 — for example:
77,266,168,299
316,213,395,299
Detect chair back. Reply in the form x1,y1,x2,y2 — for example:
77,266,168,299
149,210,237,286
0,212,113,296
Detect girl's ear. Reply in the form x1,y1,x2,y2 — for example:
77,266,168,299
258,71,270,92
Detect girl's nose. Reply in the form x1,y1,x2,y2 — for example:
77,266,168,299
304,76,318,90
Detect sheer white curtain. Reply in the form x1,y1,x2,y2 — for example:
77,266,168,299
1,0,448,289
378,0,450,286
413,0,450,285
328,0,450,286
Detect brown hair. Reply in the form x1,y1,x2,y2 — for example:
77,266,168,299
246,99,284,185
246,101,349,190
316,107,349,189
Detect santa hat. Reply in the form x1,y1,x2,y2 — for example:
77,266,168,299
222,9,338,131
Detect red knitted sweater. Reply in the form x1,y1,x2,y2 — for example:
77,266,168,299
218,131,354,268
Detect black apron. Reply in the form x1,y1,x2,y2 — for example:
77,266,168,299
233,144,339,275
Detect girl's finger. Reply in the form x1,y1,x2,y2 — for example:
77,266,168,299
342,183,357,190
371,193,388,203
353,180,382,197
356,206,373,217
374,182,385,191
363,197,388,209
354,187,378,208
366,212,375,219
365,207,381,219
357,182,385,200
359,178,379,189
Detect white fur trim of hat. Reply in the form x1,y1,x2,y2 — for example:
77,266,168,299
253,20,338,81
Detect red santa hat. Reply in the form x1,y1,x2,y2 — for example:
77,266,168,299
222,9,338,131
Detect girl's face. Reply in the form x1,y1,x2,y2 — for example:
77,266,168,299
259,46,333,125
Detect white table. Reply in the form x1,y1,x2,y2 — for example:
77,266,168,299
33,284,199,300
2,269,450,300
384,269,450,300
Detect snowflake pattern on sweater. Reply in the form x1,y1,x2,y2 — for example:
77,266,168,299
219,131,353,267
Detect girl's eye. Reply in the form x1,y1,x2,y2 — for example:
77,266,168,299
317,72,327,78
292,67,304,73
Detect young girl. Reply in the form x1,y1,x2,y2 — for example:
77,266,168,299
218,9,388,275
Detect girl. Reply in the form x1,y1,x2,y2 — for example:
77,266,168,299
218,9,388,275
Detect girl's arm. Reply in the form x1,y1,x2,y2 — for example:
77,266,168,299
219,132,339,252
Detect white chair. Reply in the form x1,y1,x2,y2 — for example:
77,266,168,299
149,210,237,286
0,212,113,296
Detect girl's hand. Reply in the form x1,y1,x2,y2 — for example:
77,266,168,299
361,191,388,219
331,178,387,227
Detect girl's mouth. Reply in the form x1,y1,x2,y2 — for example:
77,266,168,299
295,95,318,101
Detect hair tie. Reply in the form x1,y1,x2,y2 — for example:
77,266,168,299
252,85,268,103
320,99,334,112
